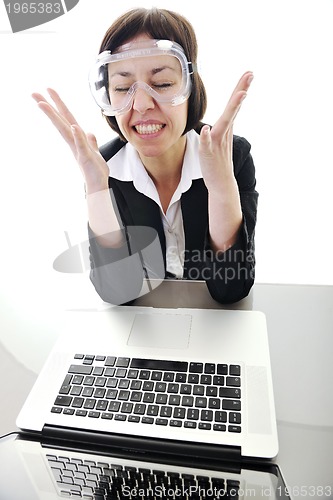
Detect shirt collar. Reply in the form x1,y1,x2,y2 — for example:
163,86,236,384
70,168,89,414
107,129,202,208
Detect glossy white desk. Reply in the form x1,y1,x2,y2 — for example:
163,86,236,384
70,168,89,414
1,281,333,499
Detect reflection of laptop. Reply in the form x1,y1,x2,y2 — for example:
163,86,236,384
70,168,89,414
17,306,278,464
0,433,291,499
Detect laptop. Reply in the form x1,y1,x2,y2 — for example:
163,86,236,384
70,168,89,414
16,304,278,461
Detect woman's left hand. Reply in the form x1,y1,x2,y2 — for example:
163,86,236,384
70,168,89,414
198,71,253,191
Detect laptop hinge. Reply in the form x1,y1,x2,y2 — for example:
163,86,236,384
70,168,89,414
42,425,242,473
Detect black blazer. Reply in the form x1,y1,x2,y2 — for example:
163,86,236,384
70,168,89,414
89,125,258,304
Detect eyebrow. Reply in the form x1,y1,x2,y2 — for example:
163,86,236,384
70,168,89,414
109,65,176,80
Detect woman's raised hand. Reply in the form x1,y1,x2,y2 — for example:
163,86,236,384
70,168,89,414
198,71,254,191
32,89,109,194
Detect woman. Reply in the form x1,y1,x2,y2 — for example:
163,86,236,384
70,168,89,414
33,7,258,305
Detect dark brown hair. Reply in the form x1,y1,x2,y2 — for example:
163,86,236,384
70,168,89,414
98,7,207,141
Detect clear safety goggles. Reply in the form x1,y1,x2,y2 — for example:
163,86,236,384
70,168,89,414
88,39,193,116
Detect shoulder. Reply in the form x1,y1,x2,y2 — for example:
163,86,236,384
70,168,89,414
99,137,127,162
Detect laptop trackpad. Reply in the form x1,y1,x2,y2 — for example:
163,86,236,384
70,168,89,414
127,313,191,349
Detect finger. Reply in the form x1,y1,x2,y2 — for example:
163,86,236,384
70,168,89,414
34,98,74,145
212,72,253,138
87,132,99,152
47,88,79,126
230,71,254,98
198,125,213,157
71,124,93,161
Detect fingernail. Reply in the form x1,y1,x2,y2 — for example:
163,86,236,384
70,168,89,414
247,73,254,85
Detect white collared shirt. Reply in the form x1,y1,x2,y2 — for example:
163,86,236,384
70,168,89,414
107,129,203,278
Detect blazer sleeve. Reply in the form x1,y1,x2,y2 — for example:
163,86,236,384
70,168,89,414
204,135,258,304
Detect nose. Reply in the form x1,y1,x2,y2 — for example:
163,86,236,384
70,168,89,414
132,87,155,114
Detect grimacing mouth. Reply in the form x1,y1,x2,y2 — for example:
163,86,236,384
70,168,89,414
134,123,166,135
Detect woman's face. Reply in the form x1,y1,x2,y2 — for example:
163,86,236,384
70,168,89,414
113,34,188,161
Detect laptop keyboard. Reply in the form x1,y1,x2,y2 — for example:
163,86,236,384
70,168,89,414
51,355,241,433
46,453,241,499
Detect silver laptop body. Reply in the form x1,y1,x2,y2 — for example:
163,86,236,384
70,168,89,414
17,306,278,461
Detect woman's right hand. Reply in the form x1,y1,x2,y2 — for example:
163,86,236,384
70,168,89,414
32,88,109,194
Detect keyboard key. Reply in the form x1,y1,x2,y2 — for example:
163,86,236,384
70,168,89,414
200,410,213,421
195,397,207,408
131,359,188,372
217,364,228,375
229,412,241,424
155,382,166,392
72,398,84,408
95,355,106,362
198,422,211,430
189,363,203,373
212,376,225,386
115,414,127,421
228,425,241,433
226,377,241,387
88,411,100,418
200,375,212,385
142,417,154,424
155,393,167,405
167,383,179,393
105,356,116,366
168,395,181,406
156,418,168,426
170,420,182,427
175,373,187,382
139,370,150,380
128,415,140,423
213,424,226,432
219,387,241,399
68,365,93,375
222,400,241,411
181,396,194,407
160,406,172,418
54,396,72,407
116,357,130,367
121,402,133,413
63,408,75,415
127,369,139,379
173,407,186,419
51,406,63,413
101,413,113,420
208,398,221,409
108,401,120,412
163,372,174,382
184,421,197,428
215,411,227,423
193,385,205,396
204,363,216,374
230,365,241,376
187,409,199,420
206,386,218,397
143,393,155,403
134,404,146,415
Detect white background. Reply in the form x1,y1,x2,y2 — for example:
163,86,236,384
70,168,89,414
0,0,332,367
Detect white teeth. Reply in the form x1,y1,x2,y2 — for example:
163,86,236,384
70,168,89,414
135,124,164,135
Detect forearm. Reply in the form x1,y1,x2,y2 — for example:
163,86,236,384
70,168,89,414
208,175,243,253
86,187,124,247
